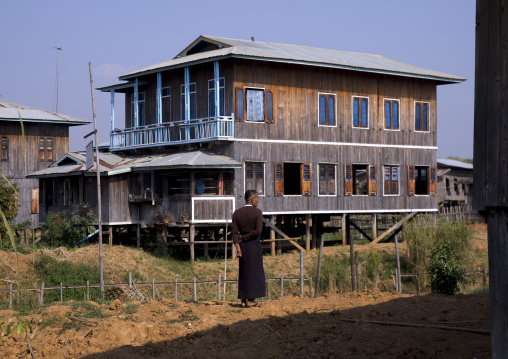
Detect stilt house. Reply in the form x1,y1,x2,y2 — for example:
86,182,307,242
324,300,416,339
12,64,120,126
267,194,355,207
28,36,465,255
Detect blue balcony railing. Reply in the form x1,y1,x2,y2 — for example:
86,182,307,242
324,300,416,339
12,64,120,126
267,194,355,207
110,115,234,150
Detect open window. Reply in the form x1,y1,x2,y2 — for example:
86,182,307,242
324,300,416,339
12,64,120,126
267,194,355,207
245,162,264,195
129,172,153,201
273,163,311,196
408,166,432,195
344,164,376,196
236,87,274,123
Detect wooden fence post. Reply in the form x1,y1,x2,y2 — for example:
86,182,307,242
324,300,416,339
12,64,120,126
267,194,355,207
39,282,45,306
218,274,221,301
193,277,197,302
394,234,402,293
128,272,132,290
152,278,155,300
300,250,304,297
86,280,90,301
314,228,325,298
355,251,359,292
174,276,178,302
280,274,284,298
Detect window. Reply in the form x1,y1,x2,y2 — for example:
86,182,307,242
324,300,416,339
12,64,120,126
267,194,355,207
383,165,399,195
181,83,196,121
131,92,145,126
161,87,171,122
318,93,336,126
415,101,429,131
208,78,225,117
38,137,53,161
245,162,264,195
236,87,274,123
384,99,399,130
194,170,234,195
353,96,369,128
274,163,312,196
319,164,336,195
408,165,436,195
1,137,7,160
344,164,377,195
167,172,191,196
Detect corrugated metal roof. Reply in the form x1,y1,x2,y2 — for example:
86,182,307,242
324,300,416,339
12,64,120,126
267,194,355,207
26,150,241,178
437,158,473,170
117,35,465,85
0,100,90,125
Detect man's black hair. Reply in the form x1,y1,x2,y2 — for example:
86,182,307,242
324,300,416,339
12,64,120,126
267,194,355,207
244,189,258,202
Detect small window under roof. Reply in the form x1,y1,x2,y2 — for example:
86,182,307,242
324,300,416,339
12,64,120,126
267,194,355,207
186,40,221,56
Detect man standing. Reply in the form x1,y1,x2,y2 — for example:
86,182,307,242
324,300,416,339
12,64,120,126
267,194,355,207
231,190,266,307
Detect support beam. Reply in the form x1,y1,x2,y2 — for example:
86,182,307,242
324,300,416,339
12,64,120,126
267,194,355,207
262,218,305,252
370,212,418,244
184,66,190,140
108,226,113,246
156,72,162,125
350,220,373,242
214,60,220,120
305,214,311,251
134,78,139,127
371,213,377,240
270,215,276,256
341,214,347,246
190,224,195,264
312,215,317,249
276,216,282,255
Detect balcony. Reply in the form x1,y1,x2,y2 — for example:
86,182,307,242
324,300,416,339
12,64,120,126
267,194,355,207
109,115,234,151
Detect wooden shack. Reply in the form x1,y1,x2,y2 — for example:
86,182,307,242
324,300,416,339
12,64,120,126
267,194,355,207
28,36,464,256
0,100,89,228
436,158,474,212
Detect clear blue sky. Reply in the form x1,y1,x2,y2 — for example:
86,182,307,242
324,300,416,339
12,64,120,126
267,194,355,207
1,0,475,158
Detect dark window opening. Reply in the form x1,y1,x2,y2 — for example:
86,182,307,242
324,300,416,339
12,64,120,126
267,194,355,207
415,166,429,195
166,172,191,196
353,164,368,195
284,163,301,195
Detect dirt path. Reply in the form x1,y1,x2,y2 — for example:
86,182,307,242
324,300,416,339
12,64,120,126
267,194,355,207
0,291,490,359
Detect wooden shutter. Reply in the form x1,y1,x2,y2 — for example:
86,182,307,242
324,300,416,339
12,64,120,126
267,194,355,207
31,188,39,214
301,163,312,196
344,164,352,196
38,137,45,161
274,163,284,196
368,165,377,195
265,90,274,123
429,166,437,196
47,138,53,161
407,166,415,196
235,88,245,121
218,171,224,195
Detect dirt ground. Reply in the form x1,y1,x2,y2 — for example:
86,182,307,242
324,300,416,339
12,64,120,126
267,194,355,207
0,290,490,359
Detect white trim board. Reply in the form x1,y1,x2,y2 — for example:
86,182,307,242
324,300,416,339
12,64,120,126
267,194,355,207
262,209,437,215
232,138,437,150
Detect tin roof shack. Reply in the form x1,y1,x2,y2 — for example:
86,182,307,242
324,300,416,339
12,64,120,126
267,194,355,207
30,36,465,257
436,158,473,212
0,100,89,227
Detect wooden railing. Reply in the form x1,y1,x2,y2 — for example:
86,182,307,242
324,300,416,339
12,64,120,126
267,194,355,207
110,114,234,150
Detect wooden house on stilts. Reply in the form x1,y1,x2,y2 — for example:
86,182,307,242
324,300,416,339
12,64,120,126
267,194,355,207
27,36,465,260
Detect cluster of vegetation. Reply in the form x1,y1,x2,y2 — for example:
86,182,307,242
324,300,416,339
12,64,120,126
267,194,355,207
40,204,98,247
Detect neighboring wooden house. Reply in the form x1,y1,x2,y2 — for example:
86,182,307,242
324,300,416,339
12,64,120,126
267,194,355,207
0,100,89,227
436,158,473,211
28,36,464,255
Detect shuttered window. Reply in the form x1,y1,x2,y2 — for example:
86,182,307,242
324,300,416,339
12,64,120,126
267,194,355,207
368,165,377,195
429,166,437,195
344,164,353,196
407,166,415,195
384,99,399,130
319,164,336,195
1,137,7,161
236,87,274,123
318,93,336,126
64,179,70,206
383,166,399,195
301,163,312,196
245,162,264,195
353,97,369,128
415,101,430,131
274,163,284,196
38,137,53,161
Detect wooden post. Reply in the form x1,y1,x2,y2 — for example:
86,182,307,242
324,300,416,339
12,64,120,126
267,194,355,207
9,283,12,310
60,282,63,302
312,215,318,249
190,224,195,264
86,280,90,301
128,272,132,289
193,277,197,302
314,227,325,298
174,276,178,301
136,222,141,249
280,274,284,298
394,269,399,292
204,242,210,259
108,226,113,246
40,282,45,306
371,213,377,240
276,216,282,255
395,234,402,293
355,251,359,292
270,215,276,256
305,214,311,251
347,215,355,292
217,273,221,301
300,250,304,297
152,278,155,300
341,214,347,246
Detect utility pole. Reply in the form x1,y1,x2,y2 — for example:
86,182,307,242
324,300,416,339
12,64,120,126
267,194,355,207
55,47,62,113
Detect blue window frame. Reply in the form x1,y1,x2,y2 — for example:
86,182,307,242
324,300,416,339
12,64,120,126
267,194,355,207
180,83,196,121
318,93,336,126
384,99,399,130
353,97,368,128
415,101,429,131
208,78,225,117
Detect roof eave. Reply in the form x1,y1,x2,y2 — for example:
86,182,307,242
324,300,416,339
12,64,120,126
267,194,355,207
0,118,90,126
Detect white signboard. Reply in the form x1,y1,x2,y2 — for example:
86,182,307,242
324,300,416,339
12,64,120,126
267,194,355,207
86,141,94,170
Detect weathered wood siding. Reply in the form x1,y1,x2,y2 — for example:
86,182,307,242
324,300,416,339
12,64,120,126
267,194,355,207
0,122,69,226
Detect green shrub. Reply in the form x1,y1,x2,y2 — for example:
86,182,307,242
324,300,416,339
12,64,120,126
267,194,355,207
364,250,383,285
41,204,97,247
311,253,351,292
35,255,100,303
428,240,464,295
